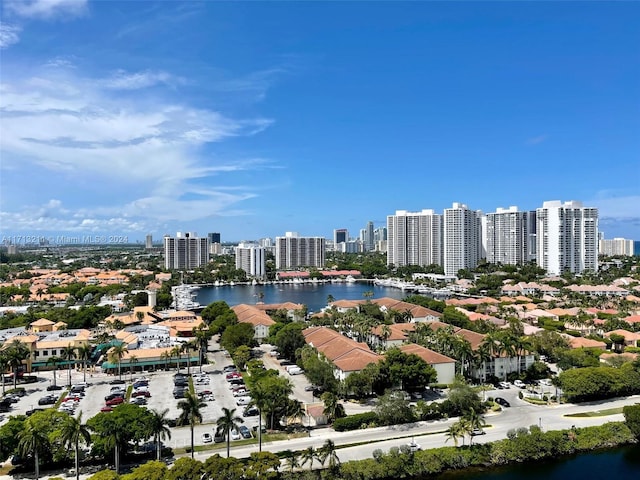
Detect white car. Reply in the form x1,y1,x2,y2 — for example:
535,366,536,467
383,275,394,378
201,433,212,443
230,429,241,440
513,380,525,388
406,441,421,452
499,381,511,389
134,386,149,393
236,396,252,405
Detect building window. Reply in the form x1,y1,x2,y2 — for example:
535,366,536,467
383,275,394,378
52,350,57,356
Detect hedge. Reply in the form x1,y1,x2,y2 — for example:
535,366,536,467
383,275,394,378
333,412,379,432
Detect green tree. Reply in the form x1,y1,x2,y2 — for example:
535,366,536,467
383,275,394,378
463,407,486,445
147,408,172,461
215,407,244,458
202,454,244,480
445,421,465,447
233,345,252,371
61,344,77,387
300,446,318,470
623,404,640,439
167,457,203,480
246,451,280,480
321,392,346,424
108,344,129,380
282,450,300,473
177,392,204,459
380,348,437,392
220,322,256,353
318,439,340,470
87,471,120,480
122,460,167,480
374,390,415,425
59,413,92,480
0,414,25,463
76,344,93,384
274,322,306,360
6,339,30,389
0,351,10,396
18,418,49,480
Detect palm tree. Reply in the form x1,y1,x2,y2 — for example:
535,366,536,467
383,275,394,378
129,355,139,381
248,387,267,452
216,407,244,458
160,351,171,371
46,355,62,388
445,422,464,447
177,392,204,459
192,325,212,372
100,419,128,474
463,408,486,445
18,418,49,480
6,339,30,389
319,439,340,470
75,344,92,383
321,392,344,424
171,345,182,372
181,342,195,376
61,344,77,387
59,412,92,480
0,352,9,396
300,446,317,470
108,344,128,380
283,450,300,472
148,408,172,461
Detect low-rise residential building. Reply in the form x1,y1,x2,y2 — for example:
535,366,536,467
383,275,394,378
399,343,456,385
232,304,276,342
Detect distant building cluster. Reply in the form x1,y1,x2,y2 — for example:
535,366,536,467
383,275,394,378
599,237,635,257
387,200,601,276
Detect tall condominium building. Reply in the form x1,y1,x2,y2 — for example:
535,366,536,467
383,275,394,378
145,234,153,249
334,229,348,247
536,200,598,275
275,232,325,270
444,203,483,276
599,238,634,257
163,232,209,270
387,209,443,268
236,243,266,278
486,206,530,265
208,232,221,244
362,221,375,251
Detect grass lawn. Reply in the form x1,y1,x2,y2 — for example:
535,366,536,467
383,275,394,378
565,407,624,418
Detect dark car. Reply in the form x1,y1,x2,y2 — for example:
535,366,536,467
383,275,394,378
495,397,511,407
133,382,148,389
173,390,187,399
239,425,252,439
132,390,151,398
26,408,45,416
47,384,63,391
228,378,244,386
105,392,125,402
252,425,266,435
109,378,126,385
38,395,56,406
174,379,188,387
243,406,259,417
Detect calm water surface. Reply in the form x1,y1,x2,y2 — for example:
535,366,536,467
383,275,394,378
195,282,407,312
434,444,640,480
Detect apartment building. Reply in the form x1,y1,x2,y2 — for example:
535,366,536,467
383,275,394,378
163,232,209,270
599,238,634,257
235,242,266,278
485,206,530,265
387,209,443,268
536,200,598,275
443,203,483,276
275,232,326,269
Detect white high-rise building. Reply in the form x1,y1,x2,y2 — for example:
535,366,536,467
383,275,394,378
536,200,598,275
387,210,443,268
275,232,325,270
599,238,634,257
444,203,483,276
163,233,209,270
145,234,153,249
486,206,530,266
236,243,266,278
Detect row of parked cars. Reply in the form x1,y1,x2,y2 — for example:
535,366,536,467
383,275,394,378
103,377,151,411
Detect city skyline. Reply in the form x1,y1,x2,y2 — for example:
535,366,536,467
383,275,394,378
1,1,639,242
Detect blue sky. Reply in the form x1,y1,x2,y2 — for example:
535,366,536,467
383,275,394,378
1,0,639,244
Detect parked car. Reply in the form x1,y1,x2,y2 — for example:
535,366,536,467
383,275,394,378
513,380,525,388
228,378,245,386
405,440,421,452
132,390,151,398
109,379,125,385
100,406,113,413
47,384,63,391
230,429,241,440
252,425,267,435
214,430,225,443
495,397,511,407
106,397,124,407
304,385,317,391
236,396,252,405
202,433,212,443
223,365,237,373
239,425,252,439
499,382,511,389
243,406,259,417
130,397,147,405
105,392,125,401
38,395,57,406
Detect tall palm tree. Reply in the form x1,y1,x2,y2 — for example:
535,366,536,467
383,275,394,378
108,344,128,380
75,344,92,383
192,325,212,372
0,352,9,396
463,408,486,445
46,356,62,388
148,408,172,461
300,446,317,470
61,344,77,387
445,422,464,447
160,351,171,371
101,419,128,474
6,339,30,389
181,342,195,376
319,439,340,470
283,450,300,472
129,355,139,381
171,345,182,372
18,418,49,480
177,392,204,459
59,412,92,480
216,407,244,458
248,387,267,452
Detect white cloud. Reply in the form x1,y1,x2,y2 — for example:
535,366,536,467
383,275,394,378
0,22,21,48
4,0,88,20
0,67,278,233
102,70,181,90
